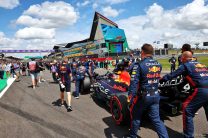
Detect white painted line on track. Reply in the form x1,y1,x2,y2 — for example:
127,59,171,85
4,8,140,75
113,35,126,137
0,78,16,98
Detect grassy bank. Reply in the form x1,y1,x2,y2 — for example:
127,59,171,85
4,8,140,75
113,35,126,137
158,56,208,71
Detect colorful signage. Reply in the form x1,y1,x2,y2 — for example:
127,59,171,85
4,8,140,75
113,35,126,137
0,50,54,53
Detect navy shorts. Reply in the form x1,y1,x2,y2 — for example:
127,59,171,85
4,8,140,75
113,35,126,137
59,82,71,92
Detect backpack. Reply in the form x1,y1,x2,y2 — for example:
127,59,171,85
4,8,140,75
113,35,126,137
29,61,37,71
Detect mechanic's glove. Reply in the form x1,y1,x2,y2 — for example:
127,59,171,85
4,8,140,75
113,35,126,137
127,94,132,103
127,94,136,106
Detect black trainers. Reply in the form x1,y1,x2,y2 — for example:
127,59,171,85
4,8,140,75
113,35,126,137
67,106,72,112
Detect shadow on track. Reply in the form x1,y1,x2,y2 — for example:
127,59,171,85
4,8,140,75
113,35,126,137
0,102,86,138
103,115,184,138
103,116,130,138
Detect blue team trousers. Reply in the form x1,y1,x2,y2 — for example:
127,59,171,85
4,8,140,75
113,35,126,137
182,88,208,138
75,78,84,97
130,94,169,138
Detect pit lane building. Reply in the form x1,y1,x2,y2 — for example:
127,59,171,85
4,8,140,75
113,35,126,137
52,12,130,59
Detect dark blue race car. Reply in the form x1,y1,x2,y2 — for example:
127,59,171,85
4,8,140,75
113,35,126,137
90,72,193,125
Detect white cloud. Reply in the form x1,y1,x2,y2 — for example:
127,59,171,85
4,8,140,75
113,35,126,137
5,38,57,58
92,3,98,9
0,29,89,57
77,0,90,7
0,31,56,58
162,32,181,40
145,0,208,30
117,0,208,49
3,1,86,57
16,1,79,28
0,32,22,49
16,15,69,29
15,27,55,39
0,0,19,9
102,6,121,17
25,39,56,50
201,29,208,34
14,1,79,40
105,0,129,5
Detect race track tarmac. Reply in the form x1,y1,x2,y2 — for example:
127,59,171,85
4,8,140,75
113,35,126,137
0,70,207,138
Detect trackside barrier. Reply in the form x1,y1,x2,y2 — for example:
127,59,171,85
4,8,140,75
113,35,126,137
0,71,7,92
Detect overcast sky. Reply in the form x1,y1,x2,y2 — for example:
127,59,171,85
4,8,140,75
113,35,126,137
0,0,208,57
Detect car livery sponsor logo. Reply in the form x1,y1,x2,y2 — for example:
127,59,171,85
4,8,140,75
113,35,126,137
148,79,158,84
147,73,160,78
195,63,206,68
131,65,138,80
146,62,160,66
195,68,207,72
149,66,161,73
133,65,138,70
113,84,126,91
97,82,110,94
200,73,208,77
131,74,136,80
159,78,183,87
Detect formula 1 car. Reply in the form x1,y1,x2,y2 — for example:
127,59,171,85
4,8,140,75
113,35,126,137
90,72,193,125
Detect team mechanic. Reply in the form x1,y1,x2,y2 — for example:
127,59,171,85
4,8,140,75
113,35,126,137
71,58,77,82
56,57,72,112
74,61,86,99
178,43,208,120
127,44,169,138
160,51,208,138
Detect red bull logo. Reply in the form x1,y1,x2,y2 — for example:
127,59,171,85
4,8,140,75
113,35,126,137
147,73,160,78
149,66,160,73
113,84,126,92
195,68,207,72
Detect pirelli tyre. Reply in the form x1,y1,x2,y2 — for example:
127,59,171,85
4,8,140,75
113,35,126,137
80,76,90,94
110,94,130,125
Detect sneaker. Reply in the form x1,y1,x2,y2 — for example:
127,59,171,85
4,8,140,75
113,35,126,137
75,96,79,99
33,86,36,90
39,81,41,83
67,106,72,112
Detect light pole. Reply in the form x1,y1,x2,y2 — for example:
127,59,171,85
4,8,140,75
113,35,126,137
195,42,200,50
153,41,156,55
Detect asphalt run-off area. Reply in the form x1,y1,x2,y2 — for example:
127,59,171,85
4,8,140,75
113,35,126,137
0,69,207,138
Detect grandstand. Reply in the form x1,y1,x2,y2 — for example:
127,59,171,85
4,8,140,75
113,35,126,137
52,12,130,60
